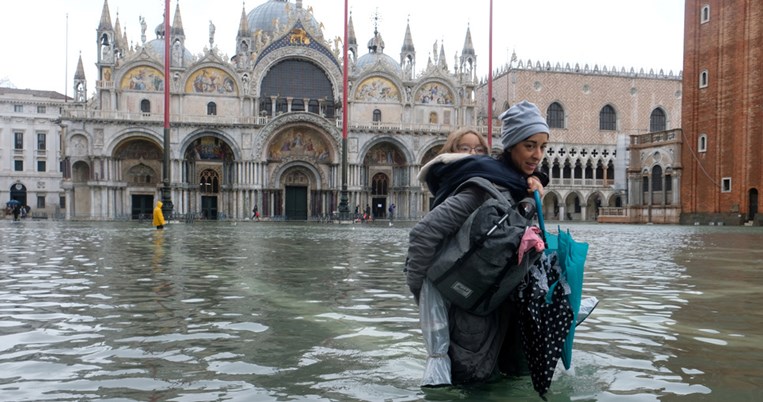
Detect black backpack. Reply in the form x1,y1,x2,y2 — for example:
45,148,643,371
426,177,539,315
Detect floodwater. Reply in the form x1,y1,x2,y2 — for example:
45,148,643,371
1,219,762,401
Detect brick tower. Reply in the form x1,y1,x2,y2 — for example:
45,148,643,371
681,0,763,225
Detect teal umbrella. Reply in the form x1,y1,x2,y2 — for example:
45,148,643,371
534,191,589,370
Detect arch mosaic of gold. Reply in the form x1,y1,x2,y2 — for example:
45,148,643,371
120,66,164,91
267,128,332,163
185,68,238,95
355,77,400,101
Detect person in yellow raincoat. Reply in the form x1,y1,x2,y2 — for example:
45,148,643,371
153,201,167,229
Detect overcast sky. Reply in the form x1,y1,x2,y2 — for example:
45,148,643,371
0,0,685,97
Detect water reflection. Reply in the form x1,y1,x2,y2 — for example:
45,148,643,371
1,220,762,401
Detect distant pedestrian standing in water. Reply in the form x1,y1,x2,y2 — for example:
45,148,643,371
12,204,21,221
252,205,260,221
153,201,167,230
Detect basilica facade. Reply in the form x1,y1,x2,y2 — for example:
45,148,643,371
59,0,482,220
56,0,683,222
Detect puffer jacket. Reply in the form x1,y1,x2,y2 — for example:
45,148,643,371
405,154,529,384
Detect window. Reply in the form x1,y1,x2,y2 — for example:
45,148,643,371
699,70,709,88
14,132,23,149
140,99,151,114
373,109,382,122
649,108,667,132
722,177,731,193
37,105,46,114
599,105,616,130
37,196,45,209
308,99,320,114
291,99,304,112
207,102,217,116
37,132,47,150
59,196,66,209
652,165,663,191
37,161,46,172
276,98,288,114
698,133,708,152
547,102,564,129
701,5,710,23
14,104,23,112
260,98,272,116
14,160,23,171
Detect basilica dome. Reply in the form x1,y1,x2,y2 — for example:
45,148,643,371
247,0,321,37
356,32,403,75
140,21,195,64
142,38,195,65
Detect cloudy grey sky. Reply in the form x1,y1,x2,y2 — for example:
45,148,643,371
0,0,685,96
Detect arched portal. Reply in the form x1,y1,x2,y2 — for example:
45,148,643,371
9,182,27,207
363,141,407,219
114,138,163,219
183,135,235,219
371,172,390,219
564,192,582,221
265,126,335,220
281,166,312,220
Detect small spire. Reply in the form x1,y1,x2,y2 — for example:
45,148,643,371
74,53,86,80
401,17,414,53
238,4,251,37
172,1,185,38
113,12,127,51
439,41,447,70
461,24,475,57
98,0,113,32
348,12,357,46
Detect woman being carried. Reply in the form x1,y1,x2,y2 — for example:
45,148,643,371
406,101,549,385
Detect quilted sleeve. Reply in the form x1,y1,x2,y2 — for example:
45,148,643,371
405,186,486,301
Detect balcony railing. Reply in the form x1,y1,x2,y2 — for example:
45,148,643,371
631,129,682,145
62,109,265,126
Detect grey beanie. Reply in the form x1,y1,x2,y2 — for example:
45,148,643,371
499,100,549,150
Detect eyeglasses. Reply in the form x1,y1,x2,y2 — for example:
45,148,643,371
456,145,488,154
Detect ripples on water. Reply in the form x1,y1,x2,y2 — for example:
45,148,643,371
1,220,762,401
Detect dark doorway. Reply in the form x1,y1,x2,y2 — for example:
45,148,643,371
749,189,759,221
285,186,307,220
10,183,27,207
372,197,387,219
131,194,154,219
201,196,218,220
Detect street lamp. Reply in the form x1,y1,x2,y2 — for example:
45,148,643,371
161,0,173,219
336,0,351,222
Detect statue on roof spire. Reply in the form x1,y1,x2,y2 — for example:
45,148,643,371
209,20,216,47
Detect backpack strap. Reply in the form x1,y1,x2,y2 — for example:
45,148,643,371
452,176,515,208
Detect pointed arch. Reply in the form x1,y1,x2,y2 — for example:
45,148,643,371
649,107,667,132
599,104,616,130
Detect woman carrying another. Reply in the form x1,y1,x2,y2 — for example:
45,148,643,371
405,100,549,385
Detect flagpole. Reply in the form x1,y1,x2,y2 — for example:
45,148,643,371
161,0,173,218
487,0,493,147
337,0,350,221
65,13,69,102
